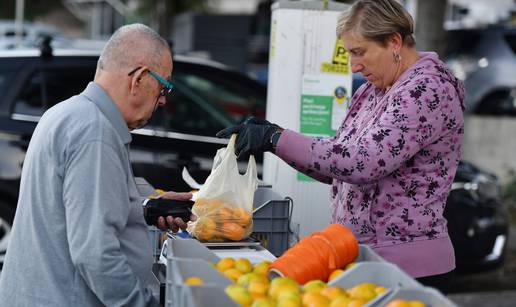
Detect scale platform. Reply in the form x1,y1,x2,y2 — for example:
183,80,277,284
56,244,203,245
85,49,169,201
159,234,276,266
199,237,262,248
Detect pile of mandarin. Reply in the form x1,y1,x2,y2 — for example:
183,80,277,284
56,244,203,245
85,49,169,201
189,198,253,241
186,256,419,307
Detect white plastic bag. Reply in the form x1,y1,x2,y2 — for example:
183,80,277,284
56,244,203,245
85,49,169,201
187,134,258,241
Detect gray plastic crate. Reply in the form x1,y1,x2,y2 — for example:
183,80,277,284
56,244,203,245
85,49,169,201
173,285,239,307
166,237,220,263
330,262,422,289
148,226,166,261
164,238,276,307
252,197,291,257
329,262,423,307
356,244,386,262
380,287,457,307
166,258,231,307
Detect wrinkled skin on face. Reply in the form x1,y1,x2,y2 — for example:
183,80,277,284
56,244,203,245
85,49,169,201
341,31,401,90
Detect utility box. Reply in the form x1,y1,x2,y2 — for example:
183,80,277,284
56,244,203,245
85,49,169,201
263,1,352,238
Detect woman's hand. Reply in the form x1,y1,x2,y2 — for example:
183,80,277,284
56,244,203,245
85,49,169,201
216,117,283,159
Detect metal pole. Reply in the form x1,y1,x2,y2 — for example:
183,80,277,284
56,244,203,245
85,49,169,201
91,2,101,39
15,0,25,47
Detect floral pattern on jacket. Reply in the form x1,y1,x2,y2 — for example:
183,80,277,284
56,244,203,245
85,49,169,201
292,52,464,247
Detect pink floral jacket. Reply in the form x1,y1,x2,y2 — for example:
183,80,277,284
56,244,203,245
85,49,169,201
276,52,465,277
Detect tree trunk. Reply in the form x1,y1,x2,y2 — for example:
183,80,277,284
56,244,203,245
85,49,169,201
414,0,447,57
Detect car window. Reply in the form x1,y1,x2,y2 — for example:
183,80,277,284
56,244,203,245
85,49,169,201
148,67,266,136
445,30,482,57
148,87,230,135
173,69,266,124
13,66,94,116
504,33,516,54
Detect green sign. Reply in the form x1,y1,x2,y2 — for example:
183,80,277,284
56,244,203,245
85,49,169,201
298,73,351,181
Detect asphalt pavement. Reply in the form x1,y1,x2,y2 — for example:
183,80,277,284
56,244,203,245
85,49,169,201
447,225,516,306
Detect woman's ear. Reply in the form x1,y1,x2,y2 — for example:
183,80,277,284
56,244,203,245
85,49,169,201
388,32,403,53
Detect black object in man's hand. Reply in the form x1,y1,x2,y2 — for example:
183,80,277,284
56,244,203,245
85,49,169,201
216,117,282,159
143,198,194,227
151,191,195,232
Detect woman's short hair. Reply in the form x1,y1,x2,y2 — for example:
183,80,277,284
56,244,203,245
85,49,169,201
336,0,415,47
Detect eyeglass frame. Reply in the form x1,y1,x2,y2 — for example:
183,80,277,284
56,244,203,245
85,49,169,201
128,66,174,97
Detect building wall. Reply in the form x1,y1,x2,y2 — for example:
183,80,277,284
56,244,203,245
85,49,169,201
34,7,85,38
462,116,516,184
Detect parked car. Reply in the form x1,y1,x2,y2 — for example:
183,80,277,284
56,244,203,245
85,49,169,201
0,46,266,267
0,45,508,271
445,161,509,270
0,20,59,50
445,25,516,115
0,20,106,51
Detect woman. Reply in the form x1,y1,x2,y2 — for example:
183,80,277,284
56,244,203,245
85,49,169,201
217,0,464,289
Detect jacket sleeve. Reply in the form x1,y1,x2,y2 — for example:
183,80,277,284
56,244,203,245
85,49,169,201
63,140,158,307
275,131,333,184
276,75,457,184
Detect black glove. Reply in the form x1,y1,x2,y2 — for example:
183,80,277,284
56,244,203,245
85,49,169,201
216,117,282,159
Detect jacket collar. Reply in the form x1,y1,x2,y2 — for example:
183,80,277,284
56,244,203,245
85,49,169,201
82,82,132,144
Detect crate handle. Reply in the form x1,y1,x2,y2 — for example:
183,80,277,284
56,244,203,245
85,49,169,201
285,197,299,243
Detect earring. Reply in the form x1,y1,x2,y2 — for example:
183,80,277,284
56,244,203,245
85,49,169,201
394,52,402,62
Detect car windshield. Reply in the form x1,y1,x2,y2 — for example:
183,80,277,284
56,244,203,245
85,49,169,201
148,66,266,136
445,30,483,57
173,70,266,124
13,65,95,116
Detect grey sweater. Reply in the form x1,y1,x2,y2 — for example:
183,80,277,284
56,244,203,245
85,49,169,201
0,82,158,306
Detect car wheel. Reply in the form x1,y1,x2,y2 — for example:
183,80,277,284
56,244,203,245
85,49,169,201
0,201,15,270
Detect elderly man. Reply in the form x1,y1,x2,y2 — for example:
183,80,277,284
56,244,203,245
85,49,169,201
0,24,189,306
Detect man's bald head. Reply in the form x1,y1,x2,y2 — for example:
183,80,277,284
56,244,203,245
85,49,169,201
94,24,173,130
97,23,170,74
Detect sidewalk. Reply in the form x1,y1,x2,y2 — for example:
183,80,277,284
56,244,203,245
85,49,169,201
449,290,516,307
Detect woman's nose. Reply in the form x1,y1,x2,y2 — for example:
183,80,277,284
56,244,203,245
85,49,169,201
351,62,363,74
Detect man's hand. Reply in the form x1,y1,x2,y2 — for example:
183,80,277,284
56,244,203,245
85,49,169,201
156,191,196,232
216,117,282,159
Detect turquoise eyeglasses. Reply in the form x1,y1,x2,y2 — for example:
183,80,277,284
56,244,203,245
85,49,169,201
128,66,174,96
